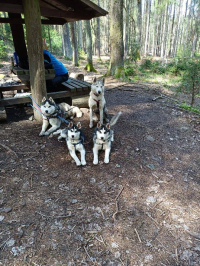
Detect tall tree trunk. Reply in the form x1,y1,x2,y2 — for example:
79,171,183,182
23,0,46,121
137,0,142,44
160,3,167,59
78,21,83,49
70,22,79,66
84,20,96,72
173,0,182,57
168,3,176,57
63,23,72,59
144,0,151,57
48,25,52,52
107,0,124,77
123,0,130,60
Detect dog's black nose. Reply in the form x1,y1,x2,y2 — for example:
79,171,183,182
98,91,101,94
101,137,104,140
72,135,74,138
45,110,48,113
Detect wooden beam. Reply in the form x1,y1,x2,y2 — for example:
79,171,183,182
0,17,67,25
8,13,28,61
0,92,7,121
23,0,47,121
0,3,96,20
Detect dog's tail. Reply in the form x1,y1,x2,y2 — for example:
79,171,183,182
53,129,62,135
110,111,122,127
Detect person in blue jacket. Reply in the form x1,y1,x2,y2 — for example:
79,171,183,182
43,50,69,92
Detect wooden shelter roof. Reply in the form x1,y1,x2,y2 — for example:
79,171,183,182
0,0,108,24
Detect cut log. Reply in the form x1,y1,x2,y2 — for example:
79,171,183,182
72,95,89,108
0,93,7,121
69,73,84,81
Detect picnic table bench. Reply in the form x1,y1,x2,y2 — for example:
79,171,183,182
0,67,91,121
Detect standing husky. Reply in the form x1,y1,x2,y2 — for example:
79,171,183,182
93,112,122,165
39,97,82,136
53,122,86,166
88,77,109,128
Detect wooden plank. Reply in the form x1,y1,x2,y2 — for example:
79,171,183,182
48,91,71,99
0,17,67,25
0,91,72,107
69,78,88,88
0,92,7,121
0,96,32,107
69,77,91,87
68,80,83,92
0,85,29,92
61,81,77,95
68,78,89,93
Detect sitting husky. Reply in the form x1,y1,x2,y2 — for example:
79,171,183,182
93,112,122,165
54,122,86,166
39,97,82,136
88,77,109,128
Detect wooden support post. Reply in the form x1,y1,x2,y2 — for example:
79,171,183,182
8,13,28,62
0,93,7,121
22,0,46,121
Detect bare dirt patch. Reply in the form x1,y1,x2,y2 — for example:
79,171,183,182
0,58,200,266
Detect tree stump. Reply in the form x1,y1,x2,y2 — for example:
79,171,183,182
69,73,84,81
0,93,7,121
72,95,89,108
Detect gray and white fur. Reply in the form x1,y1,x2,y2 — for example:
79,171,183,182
53,122,86,166
39,97,82,136
88,77,109,128
93,111,122,165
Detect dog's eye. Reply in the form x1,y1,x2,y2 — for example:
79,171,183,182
48,106,51,108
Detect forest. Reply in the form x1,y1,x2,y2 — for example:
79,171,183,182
1,1,200,265
0,0,200,109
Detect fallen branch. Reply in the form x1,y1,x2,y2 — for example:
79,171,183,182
134,228,142,243
115,186,124,201
83,246,96,265
0,143,18,158
186,230,200,240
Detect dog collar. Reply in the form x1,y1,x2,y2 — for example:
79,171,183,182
95,137,111,150
93,98,100,107
69,139,83,148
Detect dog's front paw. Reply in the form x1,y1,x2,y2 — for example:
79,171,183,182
81,161,86,166
76,113,82,118
93,160,98,165
89,123,93,128
39,131,45,136
44,131,50,136
104,158,109,164
76,161,81,166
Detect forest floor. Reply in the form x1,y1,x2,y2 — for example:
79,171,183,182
0,56,200,266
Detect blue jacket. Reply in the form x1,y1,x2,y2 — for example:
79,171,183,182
43,50,68,76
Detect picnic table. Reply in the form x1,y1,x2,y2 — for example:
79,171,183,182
0,67,91,121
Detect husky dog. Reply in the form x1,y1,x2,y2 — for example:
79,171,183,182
93,112,122,165
88,77,109,128
39,97,82,136
54,122,86,166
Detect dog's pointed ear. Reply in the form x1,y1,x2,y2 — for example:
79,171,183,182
49,97,55,103
92,77,97,83
97,122,101,128
68,121,73,128
106,123,110,130
42,97,46,102
77,122,81,129
102,78,105,85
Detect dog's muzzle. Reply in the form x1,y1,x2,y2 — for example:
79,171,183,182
45,110,48,114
